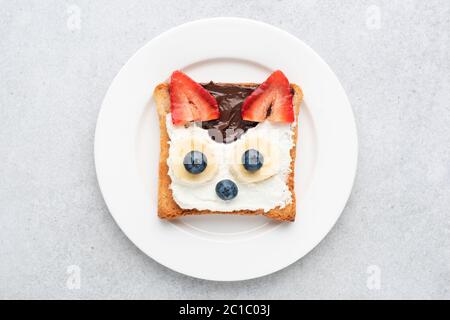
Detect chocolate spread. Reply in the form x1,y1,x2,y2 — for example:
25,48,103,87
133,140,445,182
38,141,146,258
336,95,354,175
200,82,258,144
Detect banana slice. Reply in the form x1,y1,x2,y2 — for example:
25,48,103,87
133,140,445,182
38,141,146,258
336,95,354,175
230,135,280,183
169,136,218,185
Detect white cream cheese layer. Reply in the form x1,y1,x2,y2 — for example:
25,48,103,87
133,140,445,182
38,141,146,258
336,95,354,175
165,114,294,212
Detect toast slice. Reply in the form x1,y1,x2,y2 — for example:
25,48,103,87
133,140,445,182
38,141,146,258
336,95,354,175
153,82,303,222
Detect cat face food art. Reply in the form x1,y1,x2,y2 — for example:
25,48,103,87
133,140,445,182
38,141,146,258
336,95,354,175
153,70,303,221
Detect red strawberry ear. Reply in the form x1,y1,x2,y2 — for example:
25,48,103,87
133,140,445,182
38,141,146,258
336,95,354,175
241,70,294,123
169,71,219,125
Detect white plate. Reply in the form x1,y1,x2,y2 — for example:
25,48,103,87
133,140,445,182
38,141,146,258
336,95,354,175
95,18,358,281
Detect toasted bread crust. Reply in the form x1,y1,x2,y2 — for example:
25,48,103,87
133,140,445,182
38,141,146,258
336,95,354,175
153,82,303,222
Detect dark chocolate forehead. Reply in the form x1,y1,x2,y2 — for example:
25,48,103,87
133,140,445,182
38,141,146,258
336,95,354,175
200,82,258,144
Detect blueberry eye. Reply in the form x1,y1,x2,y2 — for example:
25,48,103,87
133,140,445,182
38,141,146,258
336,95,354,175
242,149,264,172
184,151,207,174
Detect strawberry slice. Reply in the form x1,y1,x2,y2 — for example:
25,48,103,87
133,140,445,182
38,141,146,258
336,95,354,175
169,71,219,125
241,70,294,123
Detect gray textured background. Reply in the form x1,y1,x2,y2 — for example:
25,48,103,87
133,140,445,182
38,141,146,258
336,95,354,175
1,0,449,299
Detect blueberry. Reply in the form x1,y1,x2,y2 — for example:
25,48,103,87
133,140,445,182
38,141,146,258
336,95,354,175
183,151,207,174
215,179,238,200
242,149,264,172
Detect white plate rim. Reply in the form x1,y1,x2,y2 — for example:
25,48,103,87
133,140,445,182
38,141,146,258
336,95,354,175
94,17,358,281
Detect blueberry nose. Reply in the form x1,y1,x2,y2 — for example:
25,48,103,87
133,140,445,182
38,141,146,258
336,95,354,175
215,179,238,200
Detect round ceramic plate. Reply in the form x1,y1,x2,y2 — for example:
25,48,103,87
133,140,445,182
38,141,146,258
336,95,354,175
95,18,357,281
